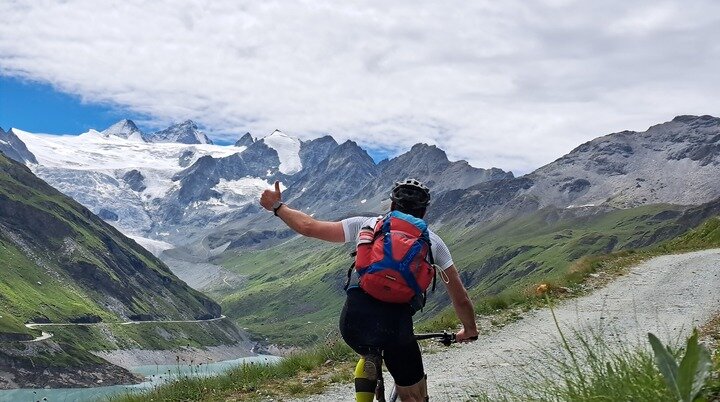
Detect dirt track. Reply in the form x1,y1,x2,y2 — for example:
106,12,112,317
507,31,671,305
287,248,720,402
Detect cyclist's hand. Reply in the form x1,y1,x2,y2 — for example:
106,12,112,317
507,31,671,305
455,328,479,343
260,181,282,211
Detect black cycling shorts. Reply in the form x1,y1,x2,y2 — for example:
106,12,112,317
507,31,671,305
339,288,424,386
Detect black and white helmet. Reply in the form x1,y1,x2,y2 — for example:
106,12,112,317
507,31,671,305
391,178,430,208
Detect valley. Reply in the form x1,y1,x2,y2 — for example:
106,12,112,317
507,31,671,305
1,114,720,390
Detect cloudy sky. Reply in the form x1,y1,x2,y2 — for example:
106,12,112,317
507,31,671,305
1,0,719,174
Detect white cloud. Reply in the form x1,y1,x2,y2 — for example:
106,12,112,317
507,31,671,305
1,0,719,174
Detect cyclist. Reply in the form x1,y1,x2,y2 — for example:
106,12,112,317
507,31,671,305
260,178,479,402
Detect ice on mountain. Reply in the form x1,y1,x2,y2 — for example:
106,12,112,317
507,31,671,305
262,130,302,174
213,177,270,206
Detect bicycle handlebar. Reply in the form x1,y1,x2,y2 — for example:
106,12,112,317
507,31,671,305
414,331,479,346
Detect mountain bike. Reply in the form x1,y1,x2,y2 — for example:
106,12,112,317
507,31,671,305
355,331,470,402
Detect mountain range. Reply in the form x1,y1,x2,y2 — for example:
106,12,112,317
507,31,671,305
3,114,720,348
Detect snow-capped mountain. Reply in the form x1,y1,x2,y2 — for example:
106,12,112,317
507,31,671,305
101,119,145,141
12,114,720,260
260,130,302,174
146,120,213,145
11,121,344,247
13,126,240,241
11,119,511,250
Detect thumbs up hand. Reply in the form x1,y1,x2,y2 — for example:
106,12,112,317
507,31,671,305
260,180,282,211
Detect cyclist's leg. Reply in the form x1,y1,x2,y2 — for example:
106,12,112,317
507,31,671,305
384,340,426,401
354,353,382,402
394,377,426,402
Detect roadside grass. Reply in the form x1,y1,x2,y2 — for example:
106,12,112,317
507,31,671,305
473,310,720,402
474,328,674,401
111,340,354,402
700,314,720,400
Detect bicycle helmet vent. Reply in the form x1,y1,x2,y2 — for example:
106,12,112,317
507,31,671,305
391,178,430,208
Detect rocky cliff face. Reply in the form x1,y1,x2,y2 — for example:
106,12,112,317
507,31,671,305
0,127,37,164
427,115,720,225
172,140,281,205
525,114,720,208
298,135,339,171
286,140,379,210
235,132,255,147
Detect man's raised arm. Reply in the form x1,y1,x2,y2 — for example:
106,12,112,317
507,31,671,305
259,181,345,243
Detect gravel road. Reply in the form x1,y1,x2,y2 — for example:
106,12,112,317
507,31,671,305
286,248,720,402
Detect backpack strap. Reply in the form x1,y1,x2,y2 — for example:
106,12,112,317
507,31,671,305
428,242,437,293
344,252,357,291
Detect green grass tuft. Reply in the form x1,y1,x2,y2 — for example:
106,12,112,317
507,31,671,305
112,340,354,401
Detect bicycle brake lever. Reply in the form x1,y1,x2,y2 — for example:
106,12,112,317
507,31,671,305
440,332,455,346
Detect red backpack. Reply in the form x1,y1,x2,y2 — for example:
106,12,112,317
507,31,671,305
345,211,436,311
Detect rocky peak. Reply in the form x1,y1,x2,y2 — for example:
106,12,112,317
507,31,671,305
671,115,720,125
407,143,449,161
101,119,145,141
372,142,511,196
332,140,374,165
147,120,213,145
242,139,281,171
299,135,338,170
283,139,378,210
235,132,254,147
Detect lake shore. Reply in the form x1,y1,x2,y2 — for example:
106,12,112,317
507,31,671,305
94,342,255,370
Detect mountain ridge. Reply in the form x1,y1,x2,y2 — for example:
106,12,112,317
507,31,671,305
8,114,720,283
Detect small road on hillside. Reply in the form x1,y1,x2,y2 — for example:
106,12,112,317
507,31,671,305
22,315,227,343
288,248,720,402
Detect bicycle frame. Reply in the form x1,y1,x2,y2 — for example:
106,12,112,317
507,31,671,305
355,331,457,402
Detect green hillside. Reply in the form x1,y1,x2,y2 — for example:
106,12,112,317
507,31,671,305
0,240,112,336
214,201,720,345
0,154,221,334
0,154,244,387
